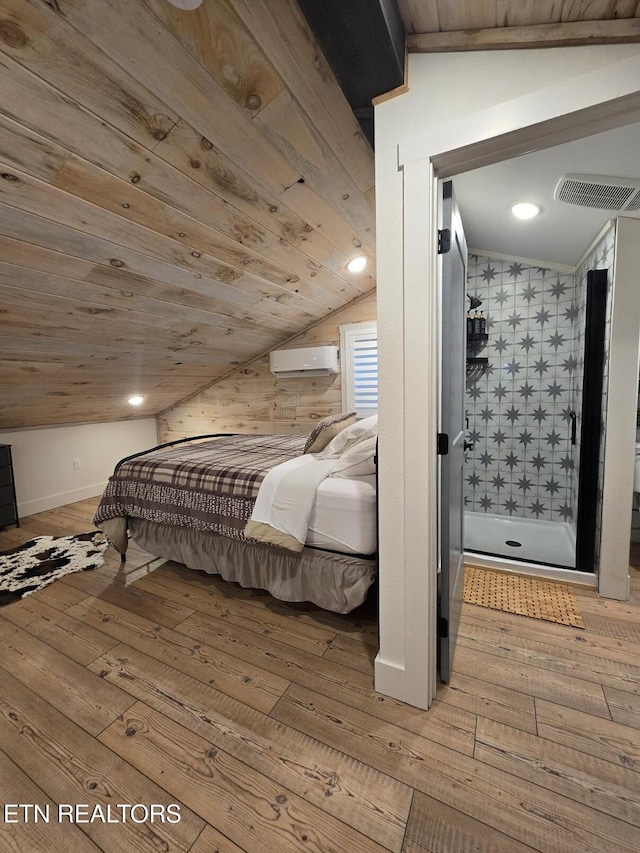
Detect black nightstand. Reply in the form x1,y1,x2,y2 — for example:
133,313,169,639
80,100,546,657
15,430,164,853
0,445,19,529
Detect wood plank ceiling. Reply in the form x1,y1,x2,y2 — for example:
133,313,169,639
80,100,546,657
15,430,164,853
399,0,640,34
2,1,637,430
0,0,376,429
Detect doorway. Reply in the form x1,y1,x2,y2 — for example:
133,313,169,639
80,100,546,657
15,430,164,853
461,232,614,578
374,48,640,709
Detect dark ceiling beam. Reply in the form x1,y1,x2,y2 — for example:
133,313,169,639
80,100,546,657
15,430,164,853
297,0,405,147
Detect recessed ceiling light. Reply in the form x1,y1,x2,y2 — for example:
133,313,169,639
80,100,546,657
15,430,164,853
167,0,203,8
512,202,540,220
128,395,144,406
347,256,367,273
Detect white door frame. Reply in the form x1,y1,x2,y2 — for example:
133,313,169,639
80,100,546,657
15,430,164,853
599,217,640,599
374,53,640,709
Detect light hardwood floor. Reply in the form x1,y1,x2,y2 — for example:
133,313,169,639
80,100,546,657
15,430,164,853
1,500,640,852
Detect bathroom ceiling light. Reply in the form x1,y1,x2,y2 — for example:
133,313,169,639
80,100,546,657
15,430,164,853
347,256,367,273
512,202,540,220
128,395,144,406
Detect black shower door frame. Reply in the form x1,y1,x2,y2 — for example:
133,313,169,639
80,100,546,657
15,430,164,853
575,268,609,573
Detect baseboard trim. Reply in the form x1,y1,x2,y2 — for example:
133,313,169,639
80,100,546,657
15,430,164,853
19,483,107,519
374,655,406,697
374,655,434,709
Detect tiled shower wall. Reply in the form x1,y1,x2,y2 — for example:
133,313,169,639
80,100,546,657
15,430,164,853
465,227,615,534
464,255,580,524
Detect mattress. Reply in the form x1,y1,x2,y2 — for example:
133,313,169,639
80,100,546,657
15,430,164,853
306,474,377,555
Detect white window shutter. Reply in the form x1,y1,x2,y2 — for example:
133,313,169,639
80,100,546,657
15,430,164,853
340,322,378,417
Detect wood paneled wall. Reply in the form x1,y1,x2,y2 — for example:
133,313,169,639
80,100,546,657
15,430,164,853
158,290,376,441
0,0,375,429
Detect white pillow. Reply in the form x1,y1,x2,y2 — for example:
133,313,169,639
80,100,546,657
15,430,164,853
318,415,378,459
330,435,377,477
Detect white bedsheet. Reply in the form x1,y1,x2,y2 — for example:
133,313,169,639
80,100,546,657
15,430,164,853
247,417,378,553
246,454,336,551
307,475,377,555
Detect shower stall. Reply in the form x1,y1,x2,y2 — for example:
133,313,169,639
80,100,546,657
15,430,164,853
463,224,615,576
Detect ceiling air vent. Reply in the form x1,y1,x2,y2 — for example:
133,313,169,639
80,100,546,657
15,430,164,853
625,191,640,212
554,174,640,211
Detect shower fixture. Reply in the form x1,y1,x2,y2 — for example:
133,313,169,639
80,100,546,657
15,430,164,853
468,295,482,310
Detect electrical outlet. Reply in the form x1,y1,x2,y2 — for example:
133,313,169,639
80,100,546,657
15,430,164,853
73,459,81,470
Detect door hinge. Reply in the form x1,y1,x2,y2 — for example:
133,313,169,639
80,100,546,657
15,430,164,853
438,228,451,254
438,617,449,638
437,433,449,455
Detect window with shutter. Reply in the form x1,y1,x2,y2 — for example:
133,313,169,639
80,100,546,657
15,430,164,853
339,322,378,418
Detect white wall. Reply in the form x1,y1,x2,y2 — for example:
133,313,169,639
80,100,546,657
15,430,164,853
599,217,640,599
374,46,640,708
0,419,158,517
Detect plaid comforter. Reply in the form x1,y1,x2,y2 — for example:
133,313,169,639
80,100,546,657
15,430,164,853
93,434,306,541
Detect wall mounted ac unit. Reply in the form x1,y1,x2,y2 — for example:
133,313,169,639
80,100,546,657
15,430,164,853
269,345,339,378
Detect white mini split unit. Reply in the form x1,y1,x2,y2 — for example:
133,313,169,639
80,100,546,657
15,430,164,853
269,346,339,378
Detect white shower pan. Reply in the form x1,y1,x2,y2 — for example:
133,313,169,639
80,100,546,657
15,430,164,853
464,510,577,573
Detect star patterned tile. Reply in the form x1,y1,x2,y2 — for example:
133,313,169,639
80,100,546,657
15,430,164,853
549,278,568,299
529,499,546,518
533,358,550,376
531,405,548,424
517,475,533,493
517,429,534,447
518,383,535,400
482,265,498,283
530,453,547,472
546,381,564,400
504,451,520,470
491,429,508,446
465,235,614,533
504,406,520,424
547,333,567,350
564,303,580,323
545,429,562,448
493,383,508,400
520,284,538,303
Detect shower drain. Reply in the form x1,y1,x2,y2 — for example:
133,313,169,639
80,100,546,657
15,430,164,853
505,540,522,547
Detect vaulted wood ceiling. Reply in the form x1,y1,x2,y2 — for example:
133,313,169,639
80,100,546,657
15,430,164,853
2,1,637,430
0,0,375,429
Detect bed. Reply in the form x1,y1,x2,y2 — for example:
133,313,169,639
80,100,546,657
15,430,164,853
94,423,378,614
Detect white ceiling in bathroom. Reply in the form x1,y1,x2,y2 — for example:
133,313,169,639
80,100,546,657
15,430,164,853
453,121,640,268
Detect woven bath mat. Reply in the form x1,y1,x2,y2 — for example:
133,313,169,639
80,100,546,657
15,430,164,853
463,566,585,628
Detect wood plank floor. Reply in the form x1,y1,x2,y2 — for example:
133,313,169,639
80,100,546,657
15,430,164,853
1,501,640,852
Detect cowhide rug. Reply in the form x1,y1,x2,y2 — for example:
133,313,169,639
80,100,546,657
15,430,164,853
0,531,108,606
